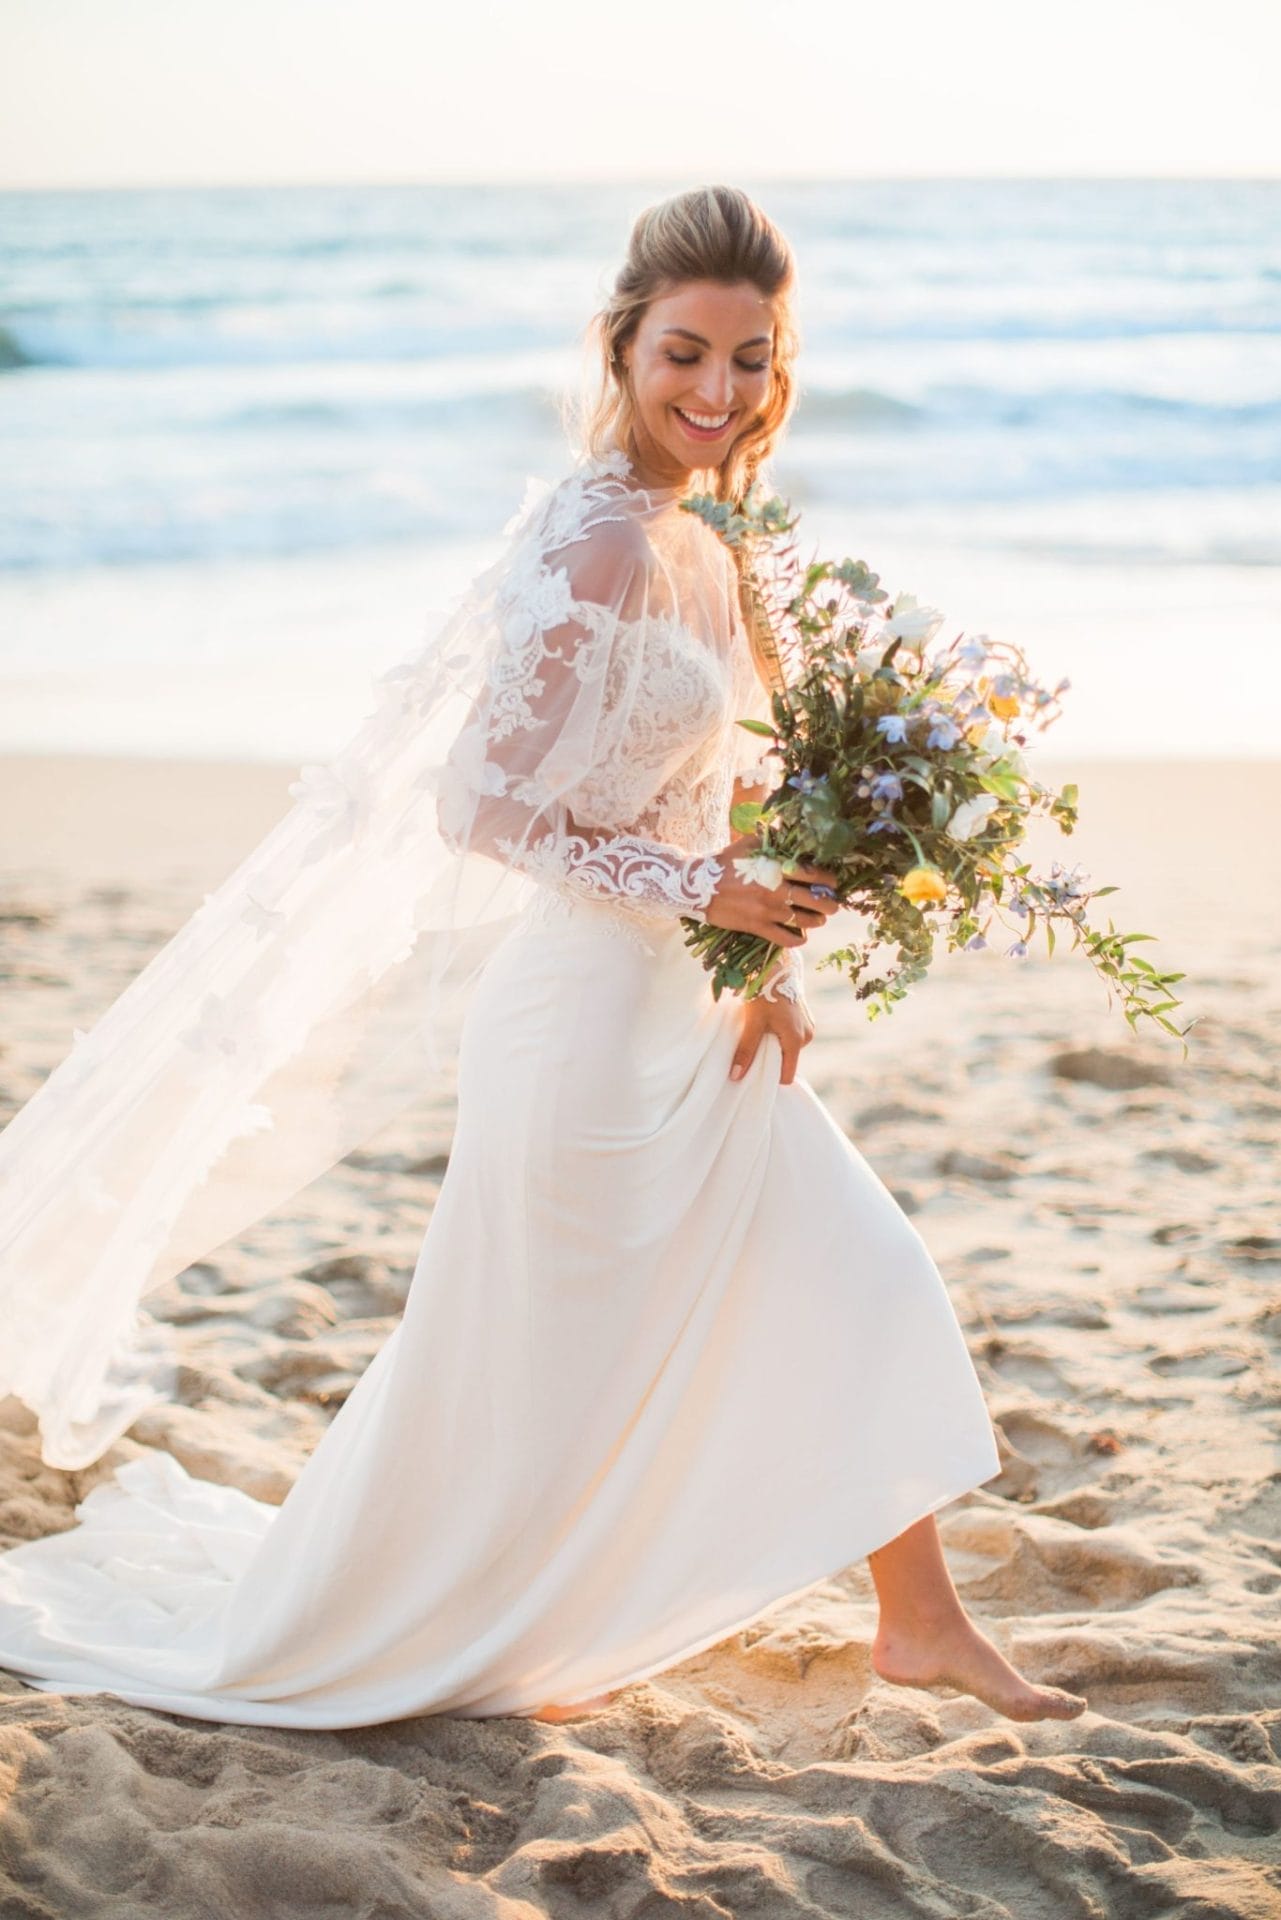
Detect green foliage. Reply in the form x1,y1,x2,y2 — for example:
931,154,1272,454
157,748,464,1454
678,483,1194,1051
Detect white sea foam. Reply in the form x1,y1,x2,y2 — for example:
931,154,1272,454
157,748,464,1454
1,179,1276,752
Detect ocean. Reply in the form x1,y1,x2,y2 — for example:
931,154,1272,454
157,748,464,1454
2,178,1277,760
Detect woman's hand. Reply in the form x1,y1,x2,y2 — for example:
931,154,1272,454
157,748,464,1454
704,833,841,947
729,988,815,1086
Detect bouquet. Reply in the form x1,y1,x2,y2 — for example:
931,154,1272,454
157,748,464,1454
679,488,1193,1052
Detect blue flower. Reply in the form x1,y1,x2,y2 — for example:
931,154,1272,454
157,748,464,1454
1009,892,1030,920
876,714,910,743
1043,859,1090,905
926,717,961,750
786,768,828,796
964,931,988,951
1006,939,1028,959
867,816,901,833
869,772,903,804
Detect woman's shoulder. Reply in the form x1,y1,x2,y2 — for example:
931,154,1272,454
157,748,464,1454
504,451,659,581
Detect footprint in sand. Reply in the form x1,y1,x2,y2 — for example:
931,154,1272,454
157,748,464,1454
944,1508,1201,1611
979,1336,1075,1396
1131,1281,1217,1315
1140,1145,1221,1174
1148,1345,1254,1378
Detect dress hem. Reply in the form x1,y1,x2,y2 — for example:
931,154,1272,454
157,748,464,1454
496,1440,1002,1721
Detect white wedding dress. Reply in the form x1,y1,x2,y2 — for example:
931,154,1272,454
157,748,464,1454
0,452,1001,1725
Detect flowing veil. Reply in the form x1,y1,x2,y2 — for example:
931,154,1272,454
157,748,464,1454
0,446,764,1470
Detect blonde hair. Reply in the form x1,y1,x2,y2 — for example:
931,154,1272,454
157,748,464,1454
570,184,801,693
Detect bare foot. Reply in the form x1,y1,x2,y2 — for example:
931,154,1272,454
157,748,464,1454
526,1689,618,1723
871,1613,1087,1722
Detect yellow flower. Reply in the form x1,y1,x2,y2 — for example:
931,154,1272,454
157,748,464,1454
988,691,1021,721
900,865,949,907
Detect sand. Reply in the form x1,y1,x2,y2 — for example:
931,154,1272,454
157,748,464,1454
0,752,1278,1919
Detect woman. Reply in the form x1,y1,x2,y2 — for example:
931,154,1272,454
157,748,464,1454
0,186,1086,1726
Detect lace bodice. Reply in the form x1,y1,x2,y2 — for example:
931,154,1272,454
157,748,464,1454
436,452,804,1003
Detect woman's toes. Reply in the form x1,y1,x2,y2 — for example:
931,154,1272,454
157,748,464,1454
527,1689,617,1723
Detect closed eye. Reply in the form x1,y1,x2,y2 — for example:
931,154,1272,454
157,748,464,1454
666,352,770,373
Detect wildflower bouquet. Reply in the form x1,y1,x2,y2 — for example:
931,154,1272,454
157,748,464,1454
679,488,1192,1050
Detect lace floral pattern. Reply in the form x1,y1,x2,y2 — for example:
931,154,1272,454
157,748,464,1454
442,450,771,933
496,830,725,916
758,944,805,1005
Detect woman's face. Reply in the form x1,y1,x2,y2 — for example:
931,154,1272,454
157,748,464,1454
620,278,777,488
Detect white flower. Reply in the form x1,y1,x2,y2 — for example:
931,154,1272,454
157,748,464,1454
509,772,555,808
591,448,632,480
524,563,576,632
180,992,245,1061
447,721,517,792
855,641,889,675
55,1025,98,1092
241,891,287,937
497,556,576,651
76,1167,120,1215
375,659,438,719
885,592,944,645
230,1101,275,1140
502,474,553,539
974,720,1028,777
288,763,370,857
947,793,1001,841
732,852,785,889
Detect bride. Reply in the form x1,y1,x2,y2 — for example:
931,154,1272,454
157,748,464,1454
0,185,1086,1728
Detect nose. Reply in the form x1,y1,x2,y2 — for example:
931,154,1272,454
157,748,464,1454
693,361,735,410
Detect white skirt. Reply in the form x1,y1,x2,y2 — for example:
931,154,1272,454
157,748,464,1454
0,891,1001,1726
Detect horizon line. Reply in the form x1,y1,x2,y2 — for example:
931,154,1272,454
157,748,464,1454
2,171,1279,195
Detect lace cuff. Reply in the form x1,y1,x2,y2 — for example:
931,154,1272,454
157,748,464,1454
497,828,724,922
758,942,805,1004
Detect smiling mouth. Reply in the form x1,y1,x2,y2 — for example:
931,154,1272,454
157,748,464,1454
672,405,736,439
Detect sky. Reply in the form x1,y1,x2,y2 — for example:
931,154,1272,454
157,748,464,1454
1,0,1277,189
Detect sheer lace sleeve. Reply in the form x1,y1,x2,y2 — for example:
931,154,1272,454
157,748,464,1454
437,503,727,922
759,942,806,1005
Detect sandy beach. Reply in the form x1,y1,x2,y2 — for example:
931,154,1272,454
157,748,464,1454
0,751,1278,1918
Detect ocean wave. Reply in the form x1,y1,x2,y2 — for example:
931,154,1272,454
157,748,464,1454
0,324,34,370
0,313,555,372
790,382,1281,434
219,386,561,432
4,302,1280,375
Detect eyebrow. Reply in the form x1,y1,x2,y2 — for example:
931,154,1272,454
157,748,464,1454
659,327,773,350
